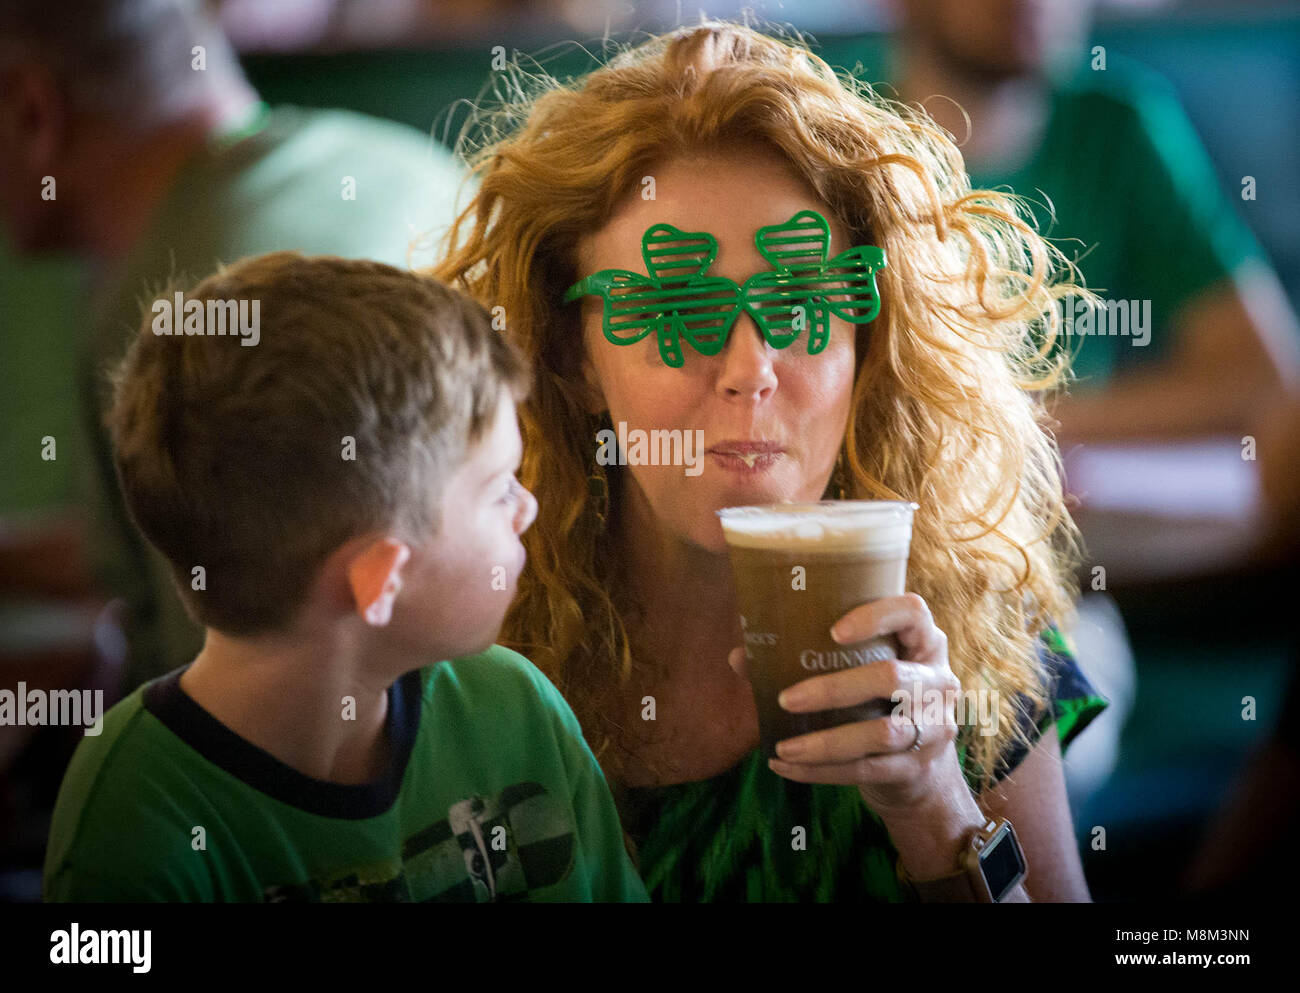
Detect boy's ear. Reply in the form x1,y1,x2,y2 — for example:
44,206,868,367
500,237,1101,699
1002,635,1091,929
347,538,412,627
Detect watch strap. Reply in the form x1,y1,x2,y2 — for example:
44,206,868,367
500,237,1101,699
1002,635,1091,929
896,816,1024,903
903,865,982,903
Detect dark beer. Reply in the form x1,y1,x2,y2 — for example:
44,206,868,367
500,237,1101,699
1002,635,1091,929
718,501,917,759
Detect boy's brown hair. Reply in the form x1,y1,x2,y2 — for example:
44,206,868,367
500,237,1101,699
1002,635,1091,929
108,252,530,636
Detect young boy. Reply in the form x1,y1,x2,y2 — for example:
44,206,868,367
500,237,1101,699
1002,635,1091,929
44,252,647,902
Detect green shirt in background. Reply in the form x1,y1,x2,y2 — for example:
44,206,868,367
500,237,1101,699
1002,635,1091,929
45,645,648,902
965,57,1266,387
0,245,87,515
79,103,468,689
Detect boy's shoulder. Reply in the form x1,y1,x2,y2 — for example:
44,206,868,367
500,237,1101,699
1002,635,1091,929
417,644,582,742
421,642,555,692
44,680,215,900
50,684,178,818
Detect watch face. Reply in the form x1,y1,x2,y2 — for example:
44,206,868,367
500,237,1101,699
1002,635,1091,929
979,823,1027,902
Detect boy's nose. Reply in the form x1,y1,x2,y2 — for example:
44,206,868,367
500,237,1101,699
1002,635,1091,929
515,486,538,535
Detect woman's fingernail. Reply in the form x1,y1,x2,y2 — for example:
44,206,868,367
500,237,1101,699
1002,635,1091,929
776,738,805,760
830,624,844,643
778,687,805,710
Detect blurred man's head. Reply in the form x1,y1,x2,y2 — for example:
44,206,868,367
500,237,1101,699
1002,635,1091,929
0,0,250,252
895,0,1095,82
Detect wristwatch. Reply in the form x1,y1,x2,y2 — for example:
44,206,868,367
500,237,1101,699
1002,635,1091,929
896,817,1028,903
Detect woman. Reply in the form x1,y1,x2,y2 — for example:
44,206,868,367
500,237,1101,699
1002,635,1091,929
431,23,1107,901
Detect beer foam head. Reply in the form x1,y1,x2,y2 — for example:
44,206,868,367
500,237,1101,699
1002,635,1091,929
717,501,917,553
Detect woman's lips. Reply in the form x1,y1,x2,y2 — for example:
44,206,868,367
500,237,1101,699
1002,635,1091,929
709,452,782,473
707,441,785,473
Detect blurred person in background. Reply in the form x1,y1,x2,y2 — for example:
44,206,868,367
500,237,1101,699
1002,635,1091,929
0,0,466,696
892,0,1300,445
889,0,1300,826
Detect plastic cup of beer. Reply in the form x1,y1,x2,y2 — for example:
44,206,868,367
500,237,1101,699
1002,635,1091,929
717,500,919,759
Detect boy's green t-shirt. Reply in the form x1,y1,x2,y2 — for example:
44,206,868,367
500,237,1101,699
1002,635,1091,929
44,645,648,902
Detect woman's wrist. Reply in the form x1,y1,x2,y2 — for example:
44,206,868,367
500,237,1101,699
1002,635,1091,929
864,752,987,881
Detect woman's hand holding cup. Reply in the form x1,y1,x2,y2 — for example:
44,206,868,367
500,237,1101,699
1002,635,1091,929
727,591,969,816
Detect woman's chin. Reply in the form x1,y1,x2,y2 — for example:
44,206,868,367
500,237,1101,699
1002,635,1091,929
713,484,808,511
692,528,731,556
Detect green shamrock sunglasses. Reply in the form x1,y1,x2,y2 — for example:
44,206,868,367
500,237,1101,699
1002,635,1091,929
563,209,886,368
